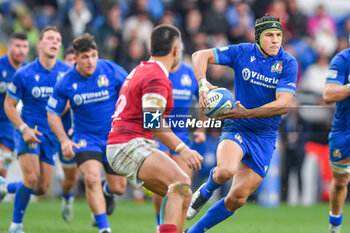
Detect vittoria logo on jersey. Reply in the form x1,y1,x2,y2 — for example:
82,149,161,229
333,148,342,158
31,86,53,98
271,61,283,73
73,90,110,105
241,68,279,88
181,74,192,86
173,89,192,100
97,75,109,87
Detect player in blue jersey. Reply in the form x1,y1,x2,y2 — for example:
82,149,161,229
47,33,127,233
152,60,206,231
185,15,298,233
0,32,29,178
323,49,350,233
2,26,71,233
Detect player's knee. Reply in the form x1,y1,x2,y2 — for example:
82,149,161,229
226,193,248,211
109,178,127,195
334,179,349,191
24,174,39,188
83,173,101,189
167,182,191,197
215,167,235,183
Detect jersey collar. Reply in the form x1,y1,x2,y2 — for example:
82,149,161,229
144,60,169,78
35,57,60,73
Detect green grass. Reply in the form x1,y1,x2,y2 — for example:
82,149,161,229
0,199,349,233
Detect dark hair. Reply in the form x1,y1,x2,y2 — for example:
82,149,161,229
151,24,181,56
72,33,97,55
39,26,60,40
64,46,75,59
255,14,282,46
10,32,27,41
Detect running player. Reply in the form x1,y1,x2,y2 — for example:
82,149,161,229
3,26,71,233
107,24,203,233
47,33,128,233
185,14,298,232
0,32,29,177
323,46,350,233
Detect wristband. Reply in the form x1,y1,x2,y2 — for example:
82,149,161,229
179,147,189,155
198,78,210,93
175,142,186,153
19,123,28,133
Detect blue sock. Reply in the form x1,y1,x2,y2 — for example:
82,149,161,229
329,212,343,226
61,191,74,200
94,213,109,230
12,184,33,223
187,198,234,233
156,214,160,226
103,182,112,196
200,168,222,199
7,181,22,194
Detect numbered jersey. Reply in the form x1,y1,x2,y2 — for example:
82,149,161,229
108,60,173,144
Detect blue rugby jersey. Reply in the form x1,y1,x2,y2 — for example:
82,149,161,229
168,62,198,136
0,54,27,120
325,48,350,134
46,59,127,139
213,43,298,136
7,58,71,137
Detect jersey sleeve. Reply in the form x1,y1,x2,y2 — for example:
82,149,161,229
212,45,240,66
276,58,298,95
326,52,349,85
141,76,170,103
46,78,68,116
7,71,24,101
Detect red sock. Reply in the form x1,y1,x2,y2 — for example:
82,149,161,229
159,224,177,233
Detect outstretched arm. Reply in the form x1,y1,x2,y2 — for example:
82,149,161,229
219,91,294,119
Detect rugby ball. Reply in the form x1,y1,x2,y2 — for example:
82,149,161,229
203,88,234,118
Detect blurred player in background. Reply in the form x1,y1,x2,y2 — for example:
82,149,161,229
0,32,29,178
47,33,128,233
185,14,298,233
2,26,71,233
152,54,206,232
323,47,350,233
107,24,203,233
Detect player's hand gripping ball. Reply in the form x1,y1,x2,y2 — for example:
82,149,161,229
202,88,234,118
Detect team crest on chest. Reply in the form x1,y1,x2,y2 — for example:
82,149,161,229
181,74,192,86
98,75,109,87
57,72,65,81
271,61,283,73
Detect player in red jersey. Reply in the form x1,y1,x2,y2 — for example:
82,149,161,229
107,24,203,233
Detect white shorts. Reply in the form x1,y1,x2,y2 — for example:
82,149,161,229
330,161,350,174
107,137,158,188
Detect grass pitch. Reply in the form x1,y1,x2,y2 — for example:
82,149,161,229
0,199,349,233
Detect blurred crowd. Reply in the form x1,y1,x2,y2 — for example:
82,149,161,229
1,0,350,203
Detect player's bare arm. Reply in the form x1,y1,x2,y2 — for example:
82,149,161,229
323,83,350,104
192,49,217,108
47,112,79,158
219,91,294,119
4,95,42,143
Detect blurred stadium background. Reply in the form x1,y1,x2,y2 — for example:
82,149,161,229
1,0,350,232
